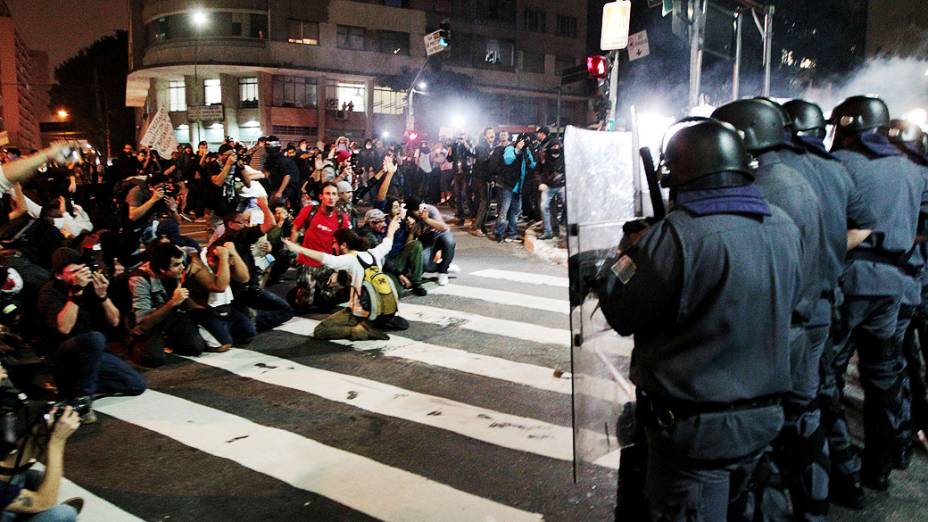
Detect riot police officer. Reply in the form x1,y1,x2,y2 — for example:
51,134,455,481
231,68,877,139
781,98,879,510
829,95,928,493
887,117,928,466
712,99,832,520
596,118,802,521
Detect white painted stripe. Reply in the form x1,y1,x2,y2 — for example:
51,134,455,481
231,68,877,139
183,348,610,470
276,317,573,395
429,284,569,314
399,303,571,347
470,269,569,288
95,391,543,522
26,464,146,522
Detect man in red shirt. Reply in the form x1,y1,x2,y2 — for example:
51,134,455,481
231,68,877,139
289,182,350,310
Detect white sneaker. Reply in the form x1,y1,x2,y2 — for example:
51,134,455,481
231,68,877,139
198,326,223,350
437,273,449,286
447,263,461,274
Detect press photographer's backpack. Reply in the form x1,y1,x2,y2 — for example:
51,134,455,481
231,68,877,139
357,253,398,321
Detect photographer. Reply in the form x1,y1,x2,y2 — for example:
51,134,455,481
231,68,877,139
263,137,300,209
127,243,207,367
0,143,77,192
493,133,536,242
0,395,83,521
469,127,497,237
449,133,475,225
404,197,456,286
536,139,565,240
37,247,147,417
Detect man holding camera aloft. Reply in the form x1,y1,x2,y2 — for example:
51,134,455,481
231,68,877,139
493,134,536,242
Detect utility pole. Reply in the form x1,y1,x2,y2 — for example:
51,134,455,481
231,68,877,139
688,0,705,109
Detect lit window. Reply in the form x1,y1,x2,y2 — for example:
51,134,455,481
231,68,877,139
374,87,405,115
204,79,222,105
239,77,258,108
326,81,366,113
175,124,189,144
287,20,319,45
168,80,186,111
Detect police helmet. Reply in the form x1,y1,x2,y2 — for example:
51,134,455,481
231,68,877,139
830,95,890,133
659,118,754,190
888,118,925,145
783,100,827,139
711,99,789,152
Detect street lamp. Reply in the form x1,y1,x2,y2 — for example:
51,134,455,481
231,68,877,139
56,109,70,119
418,81,428,90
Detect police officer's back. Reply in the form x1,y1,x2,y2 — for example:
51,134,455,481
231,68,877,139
597,119,802,520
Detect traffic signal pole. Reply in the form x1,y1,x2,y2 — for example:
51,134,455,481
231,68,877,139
607,51,620,130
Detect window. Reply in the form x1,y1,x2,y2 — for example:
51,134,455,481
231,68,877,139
476,0,516,26
239,77,258,108
271,76,317,108
287,20,319,45
205,122,225,149
370,30,409,55
521,51,545,73
523,9,546,33
168,80,186,111
556,15,578,38
239,121,262,144
326,81,366,113
337,26,366,51
483,38,515,68
175,124,190,145
510,98,539,125
204,79,222,105
374,87,406,115
144,11,268,46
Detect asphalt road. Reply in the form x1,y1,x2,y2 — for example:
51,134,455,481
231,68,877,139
54,224,926,521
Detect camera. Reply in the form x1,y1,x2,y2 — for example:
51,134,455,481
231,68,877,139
50,396,91,422
81,246,101,274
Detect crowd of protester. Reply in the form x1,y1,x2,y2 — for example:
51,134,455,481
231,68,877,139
0,124,562,415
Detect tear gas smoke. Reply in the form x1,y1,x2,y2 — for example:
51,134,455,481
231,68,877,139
803,57,928,120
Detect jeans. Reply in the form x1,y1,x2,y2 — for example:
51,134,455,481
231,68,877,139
190,307,257,346
1,470,77,522
494,187,522,239
54,332,146,399
422,231,456,274
472,179,491,231
454,171,470,220
541,186,565,236
235,288,294,332
132,310,205,367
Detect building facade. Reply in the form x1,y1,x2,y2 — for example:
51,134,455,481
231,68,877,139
127,0,591,147
0,1,44,151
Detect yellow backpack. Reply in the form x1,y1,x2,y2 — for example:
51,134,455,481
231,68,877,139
357,253,398,320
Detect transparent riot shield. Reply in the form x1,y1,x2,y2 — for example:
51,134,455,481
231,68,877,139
564,126,639,482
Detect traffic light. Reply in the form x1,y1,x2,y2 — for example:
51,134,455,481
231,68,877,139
586,55,609,80
405,130,420,142
438,20,451,47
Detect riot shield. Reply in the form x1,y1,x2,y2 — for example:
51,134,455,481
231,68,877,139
564,126,639,482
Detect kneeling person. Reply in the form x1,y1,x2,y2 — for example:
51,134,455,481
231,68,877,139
283,218,405,341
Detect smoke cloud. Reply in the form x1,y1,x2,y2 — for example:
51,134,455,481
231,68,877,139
803,57,928,118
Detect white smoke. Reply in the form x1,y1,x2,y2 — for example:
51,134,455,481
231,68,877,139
803,57,928,119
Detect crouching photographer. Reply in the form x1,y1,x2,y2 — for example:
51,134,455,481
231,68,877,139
0,374,84,521
37,248,146,421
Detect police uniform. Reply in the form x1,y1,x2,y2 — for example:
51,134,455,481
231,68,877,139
597,119,801,521
781,99,880,511
829,96,928,492
714,100,831,521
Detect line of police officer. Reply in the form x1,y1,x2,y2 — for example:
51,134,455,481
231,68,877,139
597,94,928,521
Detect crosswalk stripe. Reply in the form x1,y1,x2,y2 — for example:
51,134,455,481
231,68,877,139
94,391,544,522
470,269,569,288
182,348,607,468
276,317,573,395
428,284,569,314
28,464,146,522
399,303,571,347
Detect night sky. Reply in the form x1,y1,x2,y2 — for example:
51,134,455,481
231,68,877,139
6,0,127,83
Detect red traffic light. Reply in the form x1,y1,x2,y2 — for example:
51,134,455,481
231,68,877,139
405,130,420,141
586,55,609,80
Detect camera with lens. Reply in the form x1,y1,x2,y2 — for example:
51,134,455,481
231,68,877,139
80,246,101,274
50,396,91,421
